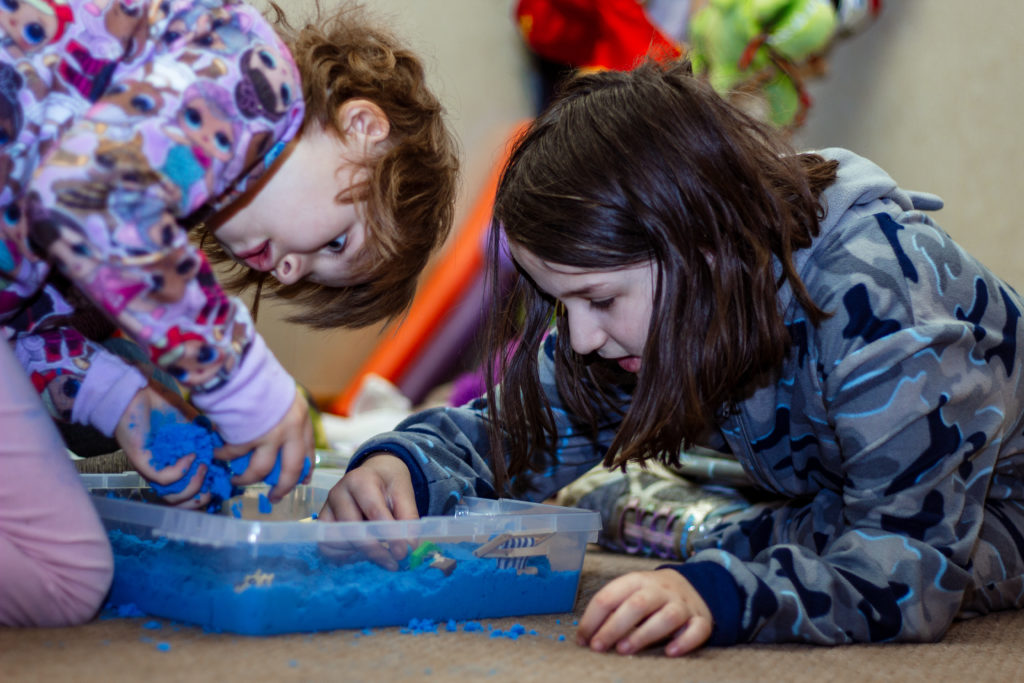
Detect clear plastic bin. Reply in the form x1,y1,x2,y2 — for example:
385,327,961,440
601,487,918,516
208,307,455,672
83,472,600,635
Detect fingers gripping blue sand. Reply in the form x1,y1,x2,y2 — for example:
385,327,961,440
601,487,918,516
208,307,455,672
145,411,311,507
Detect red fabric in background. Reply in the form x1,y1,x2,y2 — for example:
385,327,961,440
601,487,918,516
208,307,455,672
516,0,682,70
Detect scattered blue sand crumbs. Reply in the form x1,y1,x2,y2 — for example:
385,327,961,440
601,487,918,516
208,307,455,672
142,620,162,630
258,493,272,514
156,642,171,652
231,502,243,519
558,634,566,641
111,602,146,618
144,411,311,511
445,619,457,632
288,660,298,668
401,618,438,634
104,531,579,635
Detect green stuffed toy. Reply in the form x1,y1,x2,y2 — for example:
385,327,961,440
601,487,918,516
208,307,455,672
688,0,839,127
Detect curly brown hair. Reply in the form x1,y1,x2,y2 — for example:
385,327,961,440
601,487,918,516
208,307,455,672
202,1,459,329
486,59,838,495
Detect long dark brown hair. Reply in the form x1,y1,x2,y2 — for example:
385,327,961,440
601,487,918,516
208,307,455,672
486,59,837,495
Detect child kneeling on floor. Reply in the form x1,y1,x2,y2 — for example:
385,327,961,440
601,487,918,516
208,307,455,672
0,0,457,626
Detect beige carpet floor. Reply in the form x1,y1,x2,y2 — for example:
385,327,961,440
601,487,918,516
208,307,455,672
3,548,1024,682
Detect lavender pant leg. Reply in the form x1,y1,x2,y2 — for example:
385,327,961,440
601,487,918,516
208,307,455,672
0,341,113,626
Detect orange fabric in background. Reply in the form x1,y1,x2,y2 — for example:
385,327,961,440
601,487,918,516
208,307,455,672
515,0,681,70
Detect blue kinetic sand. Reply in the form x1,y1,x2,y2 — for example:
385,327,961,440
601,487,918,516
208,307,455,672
145,412,310,506
83,473,600,635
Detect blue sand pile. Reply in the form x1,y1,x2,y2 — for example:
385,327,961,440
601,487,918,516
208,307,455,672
145,412,311,509
104,531,581,635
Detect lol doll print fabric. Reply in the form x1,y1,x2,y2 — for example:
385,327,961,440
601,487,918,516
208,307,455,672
0,1,303,448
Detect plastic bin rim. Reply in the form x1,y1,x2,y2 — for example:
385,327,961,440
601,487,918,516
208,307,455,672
83,473,601,547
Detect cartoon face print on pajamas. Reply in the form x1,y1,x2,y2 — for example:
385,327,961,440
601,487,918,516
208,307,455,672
120,243,199,315
104,0,148,60
0,199,34,276
235,43,293,121
52,132,165,224
92,79,172,124
0,62,22,150
161,81,238,209
40,371,81,420
0,0,72,57
157,324,237,388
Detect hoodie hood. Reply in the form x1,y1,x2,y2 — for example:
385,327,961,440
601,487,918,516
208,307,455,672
778,148,943,315
815,147,943,237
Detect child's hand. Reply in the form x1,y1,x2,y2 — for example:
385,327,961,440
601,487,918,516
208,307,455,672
317,454,418,569
114,383,211,509
319,453,418,522
215,388,314,503
577,568,713,657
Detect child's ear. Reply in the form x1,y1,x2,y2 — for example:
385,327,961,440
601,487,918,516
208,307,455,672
337,98,390,145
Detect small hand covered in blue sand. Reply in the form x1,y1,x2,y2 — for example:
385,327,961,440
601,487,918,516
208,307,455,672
145,412,311,511
225,449,312,487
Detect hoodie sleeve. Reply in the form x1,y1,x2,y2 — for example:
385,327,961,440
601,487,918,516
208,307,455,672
5,0,304,443
347,334,618,515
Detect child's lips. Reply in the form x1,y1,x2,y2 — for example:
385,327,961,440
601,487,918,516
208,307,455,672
616,357,641,373
237,240,272,271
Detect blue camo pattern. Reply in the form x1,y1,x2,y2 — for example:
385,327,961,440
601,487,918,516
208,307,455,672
348,149,1024,645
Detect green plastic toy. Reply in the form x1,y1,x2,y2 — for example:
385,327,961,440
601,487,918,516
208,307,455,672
688,0,838,127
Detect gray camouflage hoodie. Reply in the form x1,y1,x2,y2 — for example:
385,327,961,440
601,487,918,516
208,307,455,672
347,149,1024,645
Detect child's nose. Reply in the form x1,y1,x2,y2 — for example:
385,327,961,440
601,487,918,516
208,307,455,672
567,309,605,356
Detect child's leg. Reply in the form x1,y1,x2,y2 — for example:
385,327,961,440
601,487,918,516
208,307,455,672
0,341,113,627
556,457,757,560
959,498,1024,618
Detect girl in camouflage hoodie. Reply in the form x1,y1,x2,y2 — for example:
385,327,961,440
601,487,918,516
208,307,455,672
323,59,1024,655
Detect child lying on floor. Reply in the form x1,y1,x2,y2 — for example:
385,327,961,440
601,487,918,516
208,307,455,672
320,59,1024,655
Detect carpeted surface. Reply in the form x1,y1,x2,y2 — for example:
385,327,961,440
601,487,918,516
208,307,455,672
3,548,1024,682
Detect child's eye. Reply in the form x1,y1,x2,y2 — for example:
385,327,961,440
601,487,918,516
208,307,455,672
323,234,348,254
590,298,614,310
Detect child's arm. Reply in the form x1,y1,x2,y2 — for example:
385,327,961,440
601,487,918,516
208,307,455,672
15,2,308,487
650,214,1023,648
341,334,622,516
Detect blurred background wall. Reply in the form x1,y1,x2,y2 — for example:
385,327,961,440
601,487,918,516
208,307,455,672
794,0,1024,290
251,0,1024,406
